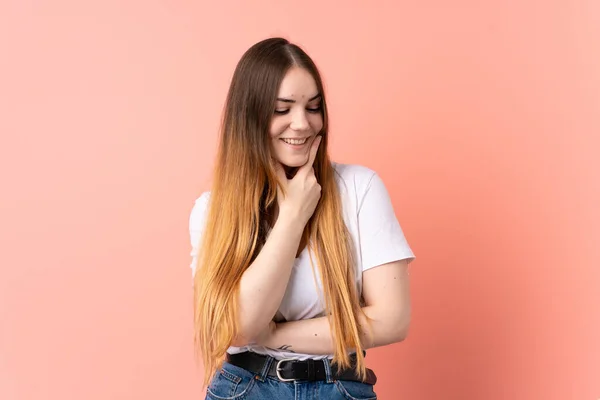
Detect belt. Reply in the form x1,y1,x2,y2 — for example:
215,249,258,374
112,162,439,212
225,351,377,385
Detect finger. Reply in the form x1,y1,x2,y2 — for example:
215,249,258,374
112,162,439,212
297,135,322,175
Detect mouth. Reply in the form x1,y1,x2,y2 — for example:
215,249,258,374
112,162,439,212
280,136,311,149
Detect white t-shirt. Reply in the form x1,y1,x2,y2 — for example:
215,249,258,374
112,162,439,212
188,161,415,360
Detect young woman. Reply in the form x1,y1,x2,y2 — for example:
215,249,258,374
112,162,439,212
189,37,415,400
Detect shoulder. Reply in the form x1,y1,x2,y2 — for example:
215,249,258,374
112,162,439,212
189,191,212,230
192,191,211,214
194,191,211,205
332,161,377,181
331,161,379,197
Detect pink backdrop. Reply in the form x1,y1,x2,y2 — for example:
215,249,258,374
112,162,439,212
1,1,598,399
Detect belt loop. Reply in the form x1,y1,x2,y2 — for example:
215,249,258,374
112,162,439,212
257,355,274,382
323,357,333,383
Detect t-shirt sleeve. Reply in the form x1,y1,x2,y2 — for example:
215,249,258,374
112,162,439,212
189,191,210,278
358,172,415,272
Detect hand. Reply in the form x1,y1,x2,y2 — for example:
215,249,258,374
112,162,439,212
254,320,277,346
275,135,322,226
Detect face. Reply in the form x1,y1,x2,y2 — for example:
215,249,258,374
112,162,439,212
269,67,324,172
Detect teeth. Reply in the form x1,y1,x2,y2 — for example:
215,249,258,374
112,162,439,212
282,138,307,145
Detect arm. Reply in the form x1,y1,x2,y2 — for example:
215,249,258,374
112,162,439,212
258,259,411,354
234,136,323,345
233,213,305,346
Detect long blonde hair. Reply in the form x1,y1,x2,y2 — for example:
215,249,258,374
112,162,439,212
193,37,370,386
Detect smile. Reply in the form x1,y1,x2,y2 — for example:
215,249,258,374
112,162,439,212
281,138,308,145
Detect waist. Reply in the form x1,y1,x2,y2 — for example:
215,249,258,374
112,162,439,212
226,350,377,385
228,345,332,361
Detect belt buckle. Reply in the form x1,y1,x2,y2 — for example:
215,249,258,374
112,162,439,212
276,358,297,382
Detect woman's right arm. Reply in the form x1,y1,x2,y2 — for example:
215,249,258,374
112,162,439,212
234,135,322,346
234,212,305,346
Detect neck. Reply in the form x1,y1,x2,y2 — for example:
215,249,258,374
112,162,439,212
284,165,299,179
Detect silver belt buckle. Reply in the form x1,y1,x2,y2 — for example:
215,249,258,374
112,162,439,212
276,358,297,382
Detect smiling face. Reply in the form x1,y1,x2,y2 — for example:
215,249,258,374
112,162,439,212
269,67,324,172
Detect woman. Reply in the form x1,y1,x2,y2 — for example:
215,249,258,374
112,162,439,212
189,37,415,400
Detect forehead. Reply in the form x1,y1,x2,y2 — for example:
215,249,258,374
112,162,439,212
277,67,319,98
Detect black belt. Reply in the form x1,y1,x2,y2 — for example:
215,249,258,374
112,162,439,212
226,351,377,385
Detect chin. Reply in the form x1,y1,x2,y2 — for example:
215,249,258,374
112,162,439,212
281,160,304,168
272,153,303,166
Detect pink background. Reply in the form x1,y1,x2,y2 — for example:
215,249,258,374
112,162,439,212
1,1,599,399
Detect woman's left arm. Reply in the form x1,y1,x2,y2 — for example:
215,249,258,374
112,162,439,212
258,259,411,355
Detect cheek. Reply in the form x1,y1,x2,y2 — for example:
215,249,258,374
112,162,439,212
269,120,284,155
269,117,287,138
309,114,323,132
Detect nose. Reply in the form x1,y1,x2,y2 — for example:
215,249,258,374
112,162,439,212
289,109,310,132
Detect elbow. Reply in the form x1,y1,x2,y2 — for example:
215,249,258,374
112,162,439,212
231,332,256,347
231,328,257,347
231,321,265,347
231,336,251,347
394,324,410,342
364,304,411,347
391,311,411,343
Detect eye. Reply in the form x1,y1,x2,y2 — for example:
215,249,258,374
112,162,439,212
307,105,322,113
274,109,289,115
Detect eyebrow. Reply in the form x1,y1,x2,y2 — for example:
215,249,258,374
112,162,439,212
276,93,322,103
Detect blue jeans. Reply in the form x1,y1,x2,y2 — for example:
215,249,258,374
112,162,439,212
204,356,378,400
